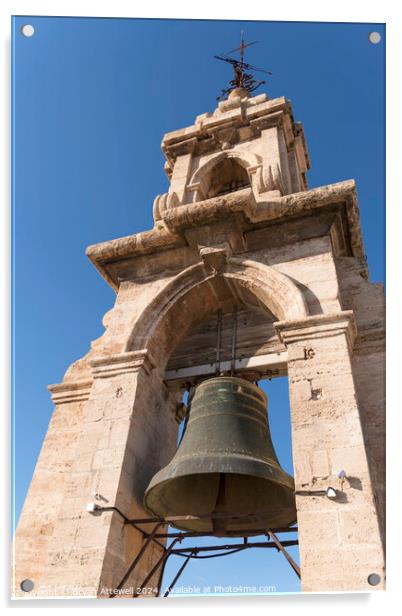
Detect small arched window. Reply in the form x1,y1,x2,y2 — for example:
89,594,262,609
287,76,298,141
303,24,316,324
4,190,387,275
206,158,250,198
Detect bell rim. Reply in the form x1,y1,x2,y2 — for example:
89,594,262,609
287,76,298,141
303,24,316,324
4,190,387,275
143,468,297,532
144,454,295,507
145,467,295,495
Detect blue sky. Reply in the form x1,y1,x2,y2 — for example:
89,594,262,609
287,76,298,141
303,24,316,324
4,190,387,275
12,16,385,595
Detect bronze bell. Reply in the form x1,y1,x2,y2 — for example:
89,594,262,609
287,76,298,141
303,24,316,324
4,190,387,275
143,376,296,535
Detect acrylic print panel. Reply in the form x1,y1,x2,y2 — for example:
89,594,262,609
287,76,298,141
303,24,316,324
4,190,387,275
12,16,385,599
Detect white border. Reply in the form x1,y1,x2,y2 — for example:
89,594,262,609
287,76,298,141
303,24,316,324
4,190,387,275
2,1,401,613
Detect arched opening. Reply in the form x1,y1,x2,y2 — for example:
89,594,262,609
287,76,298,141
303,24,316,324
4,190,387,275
126,259,308,364
157,299,300,595
187,150,262,204
206,158,250,198
123,260,306,595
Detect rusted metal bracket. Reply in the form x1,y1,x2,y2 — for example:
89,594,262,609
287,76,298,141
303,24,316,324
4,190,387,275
267,531,301,579
90,508,300,597
109,522,164,598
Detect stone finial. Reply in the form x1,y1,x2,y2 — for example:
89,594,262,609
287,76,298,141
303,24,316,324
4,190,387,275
228,87,250,100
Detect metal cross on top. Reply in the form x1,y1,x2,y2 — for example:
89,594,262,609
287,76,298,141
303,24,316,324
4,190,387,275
214,30,272,100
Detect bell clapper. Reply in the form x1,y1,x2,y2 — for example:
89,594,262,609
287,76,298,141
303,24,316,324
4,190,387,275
211,473,228,536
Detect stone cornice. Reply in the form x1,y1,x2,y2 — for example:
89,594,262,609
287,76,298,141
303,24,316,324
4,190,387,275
48,379,93,405
161,94,307,164
90,350,155,378
86,179,365,290
86,227,185,291
162,95,286,142
162,187,254,233
47,352,156,401
250,180,364,266
274,311,357,352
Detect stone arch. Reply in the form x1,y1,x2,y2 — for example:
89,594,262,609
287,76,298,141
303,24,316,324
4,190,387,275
126,257,308,371
206,158,250,198
188,150,263,201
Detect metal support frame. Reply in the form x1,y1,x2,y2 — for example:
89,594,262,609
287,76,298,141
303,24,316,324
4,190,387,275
267,531,301,578
94,508,300,598
163,551,194,597
108,522,164,598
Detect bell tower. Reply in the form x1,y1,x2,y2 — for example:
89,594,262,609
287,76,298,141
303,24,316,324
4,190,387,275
13,81,385,596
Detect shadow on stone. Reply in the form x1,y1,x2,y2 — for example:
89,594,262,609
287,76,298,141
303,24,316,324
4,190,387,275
346,476,363,491
335,491,349,504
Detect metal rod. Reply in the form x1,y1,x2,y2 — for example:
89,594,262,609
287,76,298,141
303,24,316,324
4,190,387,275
294,489,327,496
133,538,181,598
171,540,298,554
156,550,171,597
174,547,248,560
230,307,238,376
216,309,222,375
130,521,166,550
153,526,298,539
268,531,301,579
109,522,163,598
163,551,195,597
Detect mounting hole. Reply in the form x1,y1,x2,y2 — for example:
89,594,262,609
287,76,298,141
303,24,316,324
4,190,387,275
21,24,35,37
367,573,381,586
368,32,381,45
20,579,34,592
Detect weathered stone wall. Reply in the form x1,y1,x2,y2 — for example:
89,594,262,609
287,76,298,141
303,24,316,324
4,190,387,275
335,256,386,546
13,393,89,596
276,313,385,591
13,356,179,597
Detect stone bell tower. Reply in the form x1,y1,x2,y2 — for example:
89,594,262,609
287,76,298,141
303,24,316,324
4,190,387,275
13,85,385,597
